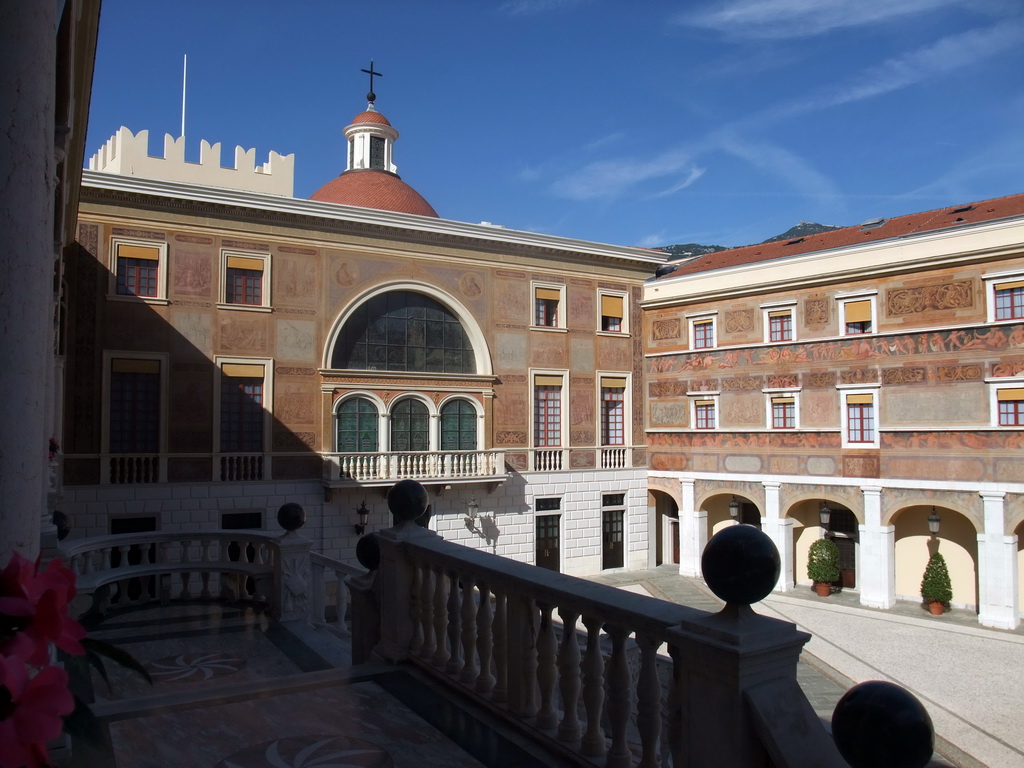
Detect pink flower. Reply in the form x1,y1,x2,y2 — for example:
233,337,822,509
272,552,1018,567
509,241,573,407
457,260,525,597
0,553,85,666
0,654,74,768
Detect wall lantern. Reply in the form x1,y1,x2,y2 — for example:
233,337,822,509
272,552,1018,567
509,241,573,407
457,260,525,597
728,496,740,520
928,507,941,536
818,501,832,530
465,497,479,524
354,500,370,536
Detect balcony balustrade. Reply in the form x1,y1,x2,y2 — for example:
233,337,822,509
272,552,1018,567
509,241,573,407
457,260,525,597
322,449,506,487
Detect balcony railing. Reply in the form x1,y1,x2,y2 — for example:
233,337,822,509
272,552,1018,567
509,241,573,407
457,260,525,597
322,450,506,486
104,453,162,484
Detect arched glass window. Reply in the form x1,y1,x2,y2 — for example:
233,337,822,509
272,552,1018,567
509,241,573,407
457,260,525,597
332,291,475,374
335,397,379,452
440,399,477,451
391,399,429,452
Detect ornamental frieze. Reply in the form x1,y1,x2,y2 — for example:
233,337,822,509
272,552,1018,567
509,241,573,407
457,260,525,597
171,300,213,308
495,270,527,279
839,369,879,385
880,431,1024,450
882,367,927,384
936,365,983,381
765,374,798,389
690,379,720,392
722,376,763,391
648,431,842,450
501,375,528,383
173,234,214,244
724,309,755,334
222,238,270,251
275,308,317,316
112,226,164,240
570,278,593,287
278,245,317,255
992,360,1024,377
495,431,527,446
804,298,829,326
649,380,688,397
651,318,681,340
843,455,880,478
598,281,627,291
275,366,316,376
570,450,596,468
322,375,482,388
805,372,836,388
886,280,973,316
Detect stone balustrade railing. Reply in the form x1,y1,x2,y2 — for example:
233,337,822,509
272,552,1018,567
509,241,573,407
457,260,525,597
355,494,861,768
322,450,506,485
310,552,364,636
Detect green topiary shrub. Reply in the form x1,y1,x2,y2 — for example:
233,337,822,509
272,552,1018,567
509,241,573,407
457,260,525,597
807,537,841,584
920,552,953,604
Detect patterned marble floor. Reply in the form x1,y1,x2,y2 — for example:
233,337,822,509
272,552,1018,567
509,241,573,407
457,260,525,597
65,601,550,768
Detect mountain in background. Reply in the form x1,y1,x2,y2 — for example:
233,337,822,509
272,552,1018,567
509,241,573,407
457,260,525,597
659,221,844,258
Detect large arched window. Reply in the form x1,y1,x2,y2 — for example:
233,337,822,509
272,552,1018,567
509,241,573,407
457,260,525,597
335,397,379,452
332,291,475,374
391,399,430,452
440,399,477,451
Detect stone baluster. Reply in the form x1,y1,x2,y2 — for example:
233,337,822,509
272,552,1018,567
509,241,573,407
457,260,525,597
179,539,192,599
475,580,494,695
334,567,350,634
507,595,538,719
310,559,326,624
100,546,111,571
418,562,435,659
605,624,633,768
557,605,582,744
665,644,684,768
431,566,450,668
409,561,423,656
636,633,663,768
491,589,507,704
459,574,478,684
580,614,607,758
535,601,558,730
273,503,312,623
445,570,463,675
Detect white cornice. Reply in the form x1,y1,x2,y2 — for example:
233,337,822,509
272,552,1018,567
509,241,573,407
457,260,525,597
643,214,1024,307
81,170,666,267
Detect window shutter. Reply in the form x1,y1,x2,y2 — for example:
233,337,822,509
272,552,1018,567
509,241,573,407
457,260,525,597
996,388,1024,401
118,244,160,261
536,287,561,301
227,255,264,271
600,376,627,389
222,363,265,378
994,280,1024,292
843,300,872,323
112,358,159,374
846,393,873,404
535,374,563,387
601,295,624,317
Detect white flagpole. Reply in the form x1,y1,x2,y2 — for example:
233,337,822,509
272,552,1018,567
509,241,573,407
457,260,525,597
181,54,187,139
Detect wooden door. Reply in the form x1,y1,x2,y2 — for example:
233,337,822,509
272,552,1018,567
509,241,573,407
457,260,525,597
602,509,624,569
536,515,560,571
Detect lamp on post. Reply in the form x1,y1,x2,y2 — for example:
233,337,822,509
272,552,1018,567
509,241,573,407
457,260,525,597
818,501,831,531
928,507,941,536
728,496,740,522
354,499,369,536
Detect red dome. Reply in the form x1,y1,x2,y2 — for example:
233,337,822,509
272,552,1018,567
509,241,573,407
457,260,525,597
310,170,438,217
350,110,392,127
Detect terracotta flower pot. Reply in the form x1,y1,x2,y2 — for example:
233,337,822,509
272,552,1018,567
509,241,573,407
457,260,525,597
814,582,831,597
928,600,945,615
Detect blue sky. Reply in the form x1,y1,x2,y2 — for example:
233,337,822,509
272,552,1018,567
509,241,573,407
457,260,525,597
86,0,1024,249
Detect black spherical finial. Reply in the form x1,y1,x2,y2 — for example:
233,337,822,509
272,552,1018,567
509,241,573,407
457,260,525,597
277,502,306,532
832,681,934,768
367,90,376,104
387,480,429,524
356,533,381,571
700,524,780,605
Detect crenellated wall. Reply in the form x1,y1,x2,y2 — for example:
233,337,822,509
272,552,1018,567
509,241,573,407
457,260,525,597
88,126,294,197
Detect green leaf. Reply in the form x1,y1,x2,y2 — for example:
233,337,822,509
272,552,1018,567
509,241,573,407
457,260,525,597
81,637,152,683
62,694,104,746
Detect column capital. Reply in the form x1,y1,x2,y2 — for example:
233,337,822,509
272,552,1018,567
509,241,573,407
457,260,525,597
860,485,883,496
979,491,1007,501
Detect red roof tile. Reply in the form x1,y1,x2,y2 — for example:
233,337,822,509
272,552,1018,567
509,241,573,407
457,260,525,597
350,110,392,127
309,169,438,217
659,193,1024,279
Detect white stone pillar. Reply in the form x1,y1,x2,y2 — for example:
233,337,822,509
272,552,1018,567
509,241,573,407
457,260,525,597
678,479,706,578
858,486,895,609
0,3,58,561
760,482,793,592
977,492,1019,630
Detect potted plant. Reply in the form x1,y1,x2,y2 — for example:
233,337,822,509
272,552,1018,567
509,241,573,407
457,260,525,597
920,552,952,615
807,537,840,596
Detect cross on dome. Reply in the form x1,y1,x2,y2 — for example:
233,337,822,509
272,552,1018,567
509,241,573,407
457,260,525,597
361,60,382,105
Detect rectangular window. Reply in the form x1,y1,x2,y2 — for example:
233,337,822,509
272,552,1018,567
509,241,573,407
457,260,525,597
534,375,562,447
692,319,715,349
600,293,625,332
694,400,716,430
221,251,270,308
994,281,1024,321
109,359,160,453
534,286,562,328
842,299,873,335
220,363,265,452
768,310,793,342
997,388,1024,426
600,377,626,446
846,394,875,443
771,396,796,429
112,241,165,299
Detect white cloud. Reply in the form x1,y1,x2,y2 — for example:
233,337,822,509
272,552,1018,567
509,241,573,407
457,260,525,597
676,0,971,39
636,232,671,248
649,167,706,198
549,149,701,201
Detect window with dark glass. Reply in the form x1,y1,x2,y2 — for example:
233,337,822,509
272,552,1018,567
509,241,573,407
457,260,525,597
771,397,796,429
331,291,475,374
115,243,160,297
370,136,385,169
846,394,874,443
768,310,793,342
601,377,626,445
601,294,624,332
391,399,430,452
534,287,561,327
843,300,872,334
693,319,714,349
220,364,264,452
109,359,160,453
440,399,477,451
694,400,715,429
998,388,1024,426
994,281,1024,320
335,397,379,452
225,255,264,305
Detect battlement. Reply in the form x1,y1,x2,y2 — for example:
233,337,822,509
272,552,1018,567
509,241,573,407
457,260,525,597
87,126,295,197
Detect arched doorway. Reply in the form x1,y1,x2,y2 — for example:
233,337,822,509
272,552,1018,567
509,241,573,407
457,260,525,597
788,499,857,590
650,489,679,566
828,507,859,589
893,506,978,610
